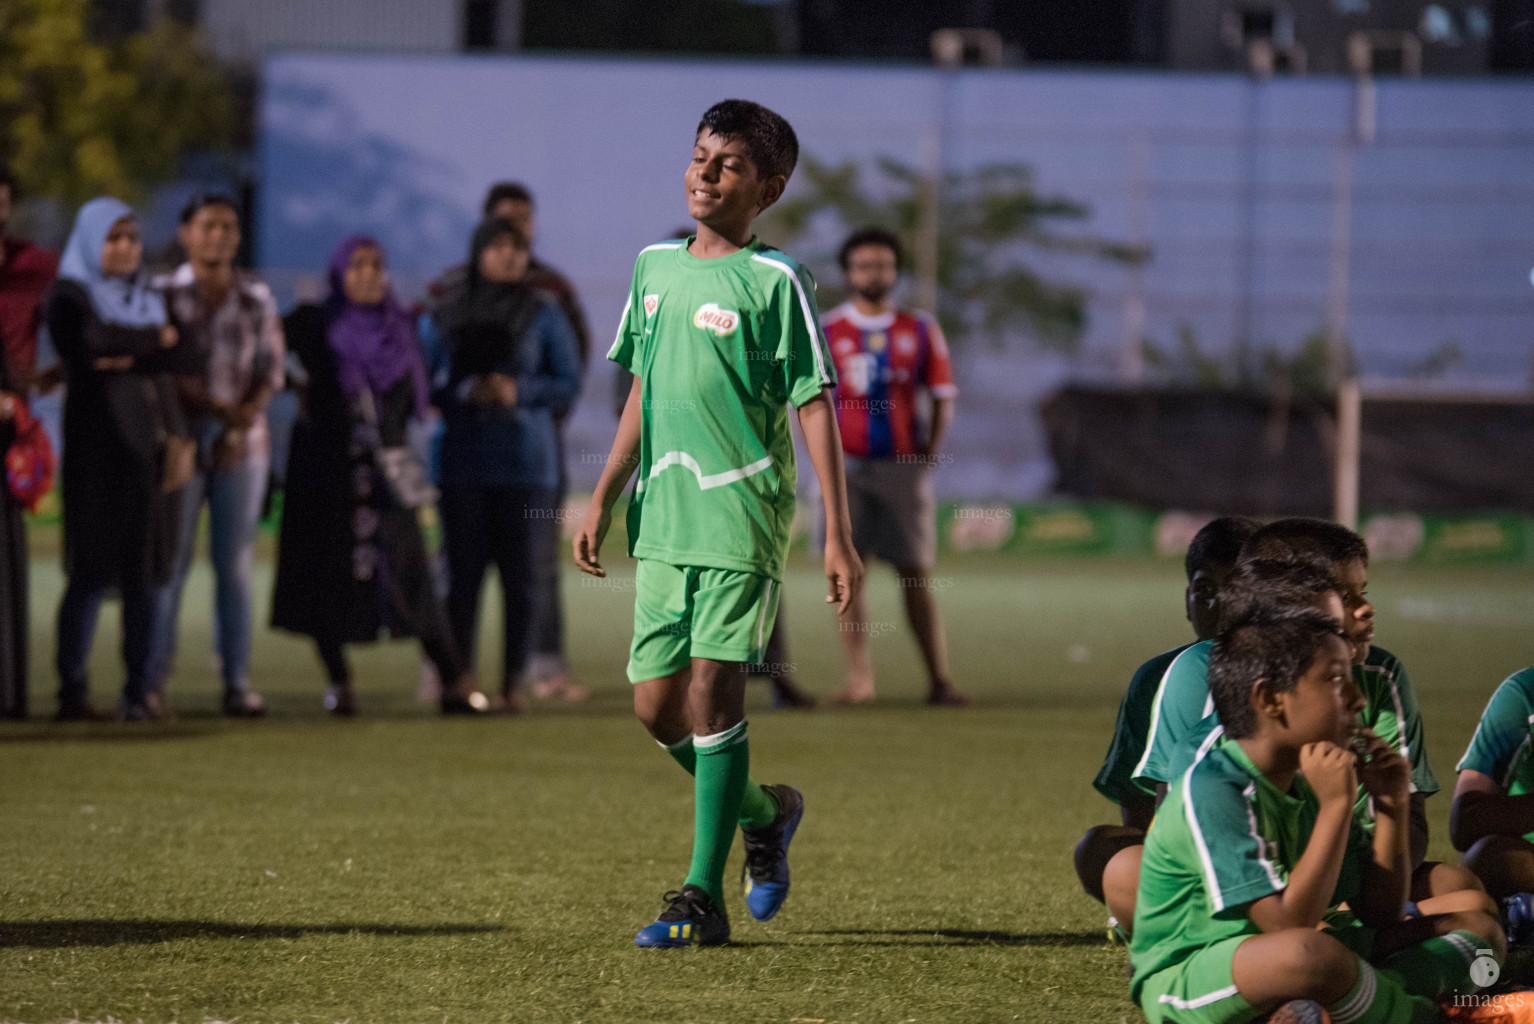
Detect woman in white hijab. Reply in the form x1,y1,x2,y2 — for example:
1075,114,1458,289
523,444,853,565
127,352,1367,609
47,197,196,721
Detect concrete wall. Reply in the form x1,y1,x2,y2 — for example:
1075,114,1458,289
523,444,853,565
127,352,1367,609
256,52,1534,497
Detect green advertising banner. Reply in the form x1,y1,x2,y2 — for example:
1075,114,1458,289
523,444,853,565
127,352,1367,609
939,502,1158,557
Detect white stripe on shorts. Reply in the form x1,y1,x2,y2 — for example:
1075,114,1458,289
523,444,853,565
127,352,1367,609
1157,984,1240,1010
755,578,774,663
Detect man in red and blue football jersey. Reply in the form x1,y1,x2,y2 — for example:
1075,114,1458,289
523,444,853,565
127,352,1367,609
821,228,965,707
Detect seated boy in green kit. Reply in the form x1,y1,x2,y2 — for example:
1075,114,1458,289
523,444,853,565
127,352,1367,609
1075,516,1257,928
1096,555,1347,938
1131,616,1507,1024
1453,666,1534,935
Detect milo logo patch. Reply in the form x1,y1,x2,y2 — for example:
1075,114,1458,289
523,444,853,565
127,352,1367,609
693,303,740,336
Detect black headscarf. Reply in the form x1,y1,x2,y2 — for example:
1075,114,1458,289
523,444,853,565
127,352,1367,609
439,218,542,378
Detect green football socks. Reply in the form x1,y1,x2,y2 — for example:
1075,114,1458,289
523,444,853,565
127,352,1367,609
1378,929,1485,999
683,722,752,904
661,733,779,830
1326,961,1441,1024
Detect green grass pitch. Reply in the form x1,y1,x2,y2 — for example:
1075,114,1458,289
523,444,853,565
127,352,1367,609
2,540,1531,1023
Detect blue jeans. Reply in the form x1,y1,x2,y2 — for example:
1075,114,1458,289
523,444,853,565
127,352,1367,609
149,450,269,694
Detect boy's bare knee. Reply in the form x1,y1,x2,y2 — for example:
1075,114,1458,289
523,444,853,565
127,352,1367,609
1103,846,1142,934
632,680,689,743
1276,931,1354,995
1235,930,1356,1006
1073,827,1112,901
1466,834,1530,865
1104,846,1142,899
1463,835,1534,900
633,705,671,742
1414,864,1498,917
1290,931,1354,988
1073,826,1142,903
1425,861,1487,897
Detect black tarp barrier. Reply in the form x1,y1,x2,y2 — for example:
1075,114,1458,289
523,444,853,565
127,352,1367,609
1040,386,1534,516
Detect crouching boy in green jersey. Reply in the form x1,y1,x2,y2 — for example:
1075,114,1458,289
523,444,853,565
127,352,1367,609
1130,616,1507,1024
574,99,864,948
1453,667,1534,922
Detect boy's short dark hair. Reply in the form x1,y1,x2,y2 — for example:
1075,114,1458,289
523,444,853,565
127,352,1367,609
838,227,904,273
483,181,533,215
1210,614,1347,739
179,191,239,225
1240,517,1369,568
1185,516,1260,582
0,162,16,197
696,99,799,183
1217,556,1342,634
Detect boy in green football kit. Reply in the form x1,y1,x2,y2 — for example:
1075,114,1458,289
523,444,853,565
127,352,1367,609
1453,667,1534,919
1074,516,1257,928
574,100,864,947
1131,616,1507,1024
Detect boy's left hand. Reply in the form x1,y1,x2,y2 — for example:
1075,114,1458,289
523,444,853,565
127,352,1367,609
823,537,864,615
1355,730,1410,811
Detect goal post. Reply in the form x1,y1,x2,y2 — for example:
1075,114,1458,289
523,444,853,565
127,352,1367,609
1333,379,1362,530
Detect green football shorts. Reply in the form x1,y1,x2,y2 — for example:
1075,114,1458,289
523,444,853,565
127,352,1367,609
1137,918,1374,1024
1137,936,1259,1024
626,559,782,682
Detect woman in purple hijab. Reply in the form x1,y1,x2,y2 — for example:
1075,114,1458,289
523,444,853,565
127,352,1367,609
272,237,485,716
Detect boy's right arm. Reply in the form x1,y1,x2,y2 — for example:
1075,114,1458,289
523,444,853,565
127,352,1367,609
572,373,642,577
1247,742,1357,933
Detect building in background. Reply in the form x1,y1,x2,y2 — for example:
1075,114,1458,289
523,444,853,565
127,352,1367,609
89,0,525,59
793,0,1169,64
792,0,1532,74
1165,0,1490,75
88,0,1534,71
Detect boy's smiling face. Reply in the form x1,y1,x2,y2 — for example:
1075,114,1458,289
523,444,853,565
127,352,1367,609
686,130,785,234
1336,558,1374,664
1273,634,1362,749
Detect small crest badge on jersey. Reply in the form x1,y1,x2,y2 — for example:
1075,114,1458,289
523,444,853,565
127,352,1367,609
868,331,888,353
643,294,659,316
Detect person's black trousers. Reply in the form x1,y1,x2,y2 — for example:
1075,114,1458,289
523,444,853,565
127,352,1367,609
439,484,557,693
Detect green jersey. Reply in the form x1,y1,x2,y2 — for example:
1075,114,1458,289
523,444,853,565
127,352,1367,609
1356,646,1439,796
1095,644,1193,805
1457,667,1534,839
608,237,835,579
1134,640,1214,789
1130,735,1374,1000
1136,643,1439,800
